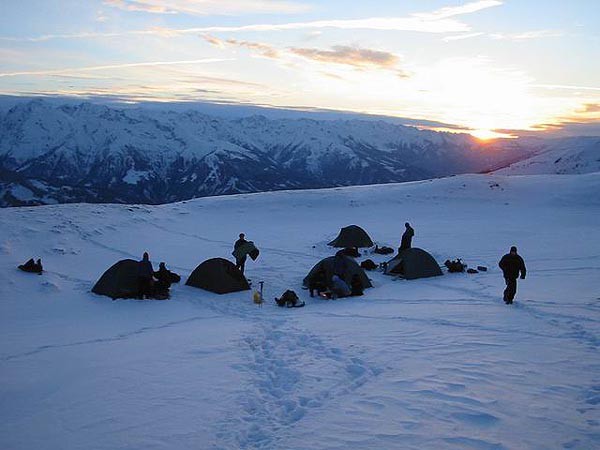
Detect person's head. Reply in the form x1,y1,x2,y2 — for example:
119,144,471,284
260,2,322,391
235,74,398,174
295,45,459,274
159,262,166,269
405,222,410,228
510,246,517,254
239,233,245,239
143,252,149,260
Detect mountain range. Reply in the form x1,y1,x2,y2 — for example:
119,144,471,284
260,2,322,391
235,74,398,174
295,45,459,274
0,99,597,207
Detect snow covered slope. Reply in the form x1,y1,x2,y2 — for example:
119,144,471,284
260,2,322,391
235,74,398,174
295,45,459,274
0,99,530,206
1,173,599,450
495,136,600,175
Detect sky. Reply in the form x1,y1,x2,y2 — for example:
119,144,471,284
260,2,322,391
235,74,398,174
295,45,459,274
0,0,599,139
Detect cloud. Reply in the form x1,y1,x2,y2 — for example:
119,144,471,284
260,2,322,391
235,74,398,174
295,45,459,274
203,35,407,75
289,46,400,71
579,103,600,113
204,35,281,58
443,32,484,42
417,0,502,19
103,0,310,15
532,84,600,92
0,0,502,42
0,58,233,78
490,30,563,40
104,0,175,14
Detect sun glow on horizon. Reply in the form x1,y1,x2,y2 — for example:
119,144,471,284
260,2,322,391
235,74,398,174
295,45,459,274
470,129,516,140
0,1,598,138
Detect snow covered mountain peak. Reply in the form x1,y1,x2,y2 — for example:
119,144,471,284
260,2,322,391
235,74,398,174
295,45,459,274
0,98,592,207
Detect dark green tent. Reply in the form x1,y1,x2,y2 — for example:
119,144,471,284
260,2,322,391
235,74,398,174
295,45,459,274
385,248,443,280
186,258,250,294
92,259,140,299
304,255,372,290
328,225,374,248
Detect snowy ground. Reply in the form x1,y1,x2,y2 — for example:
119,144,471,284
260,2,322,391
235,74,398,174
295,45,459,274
1,173,599,450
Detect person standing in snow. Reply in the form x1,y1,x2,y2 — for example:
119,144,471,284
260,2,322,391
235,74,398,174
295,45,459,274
234,233,248,274
137,252,154,299
499,246,527,304
400,222,414,251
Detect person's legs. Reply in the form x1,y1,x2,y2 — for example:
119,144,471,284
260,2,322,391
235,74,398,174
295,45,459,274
504,278,517,303
236,256,246,274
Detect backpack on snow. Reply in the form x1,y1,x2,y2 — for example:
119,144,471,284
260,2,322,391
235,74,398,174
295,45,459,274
360,259,378,271
444,259,466,273
275,290,305,308
374,245,394,255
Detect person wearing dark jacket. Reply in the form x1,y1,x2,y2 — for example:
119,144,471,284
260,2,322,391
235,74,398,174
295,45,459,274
400,222,414,251
153,262,173,298
234,233,248,274
350,274,364,296
309,268,328,298
499,246,526,304
138,252,154,299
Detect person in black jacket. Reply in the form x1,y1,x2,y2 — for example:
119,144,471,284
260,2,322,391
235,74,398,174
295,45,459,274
137,252,154,299
153,262,173,298
234,233,248,274
400,222,414,251
309,268,328,298
499,246,526,304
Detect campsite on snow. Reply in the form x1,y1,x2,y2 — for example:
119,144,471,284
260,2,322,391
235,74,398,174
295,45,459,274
1,1,600,448
1,171,599,449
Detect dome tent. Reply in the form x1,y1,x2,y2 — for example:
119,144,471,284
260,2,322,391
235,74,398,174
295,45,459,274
92,259,141,299
304,255,372,290
328,225,374,248
186,258,250,294
385,248,443,280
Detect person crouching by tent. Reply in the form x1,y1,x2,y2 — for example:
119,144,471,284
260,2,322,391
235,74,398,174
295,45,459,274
153,262,179,299
350,274,364,296
137,252,154,299
331,275,351,299
309,268,328,298
400,222,414,251
499,246,526,305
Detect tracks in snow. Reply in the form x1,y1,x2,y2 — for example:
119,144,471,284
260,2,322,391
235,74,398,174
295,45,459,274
216,317,383,449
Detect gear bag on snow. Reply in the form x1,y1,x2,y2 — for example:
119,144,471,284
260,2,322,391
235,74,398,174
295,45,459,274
444,258,466,273
360,259,378,271
373,245,394,255
275,290,305,308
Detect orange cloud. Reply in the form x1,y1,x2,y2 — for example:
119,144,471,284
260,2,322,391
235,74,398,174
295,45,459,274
289,46,401,71
204,35,407,75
